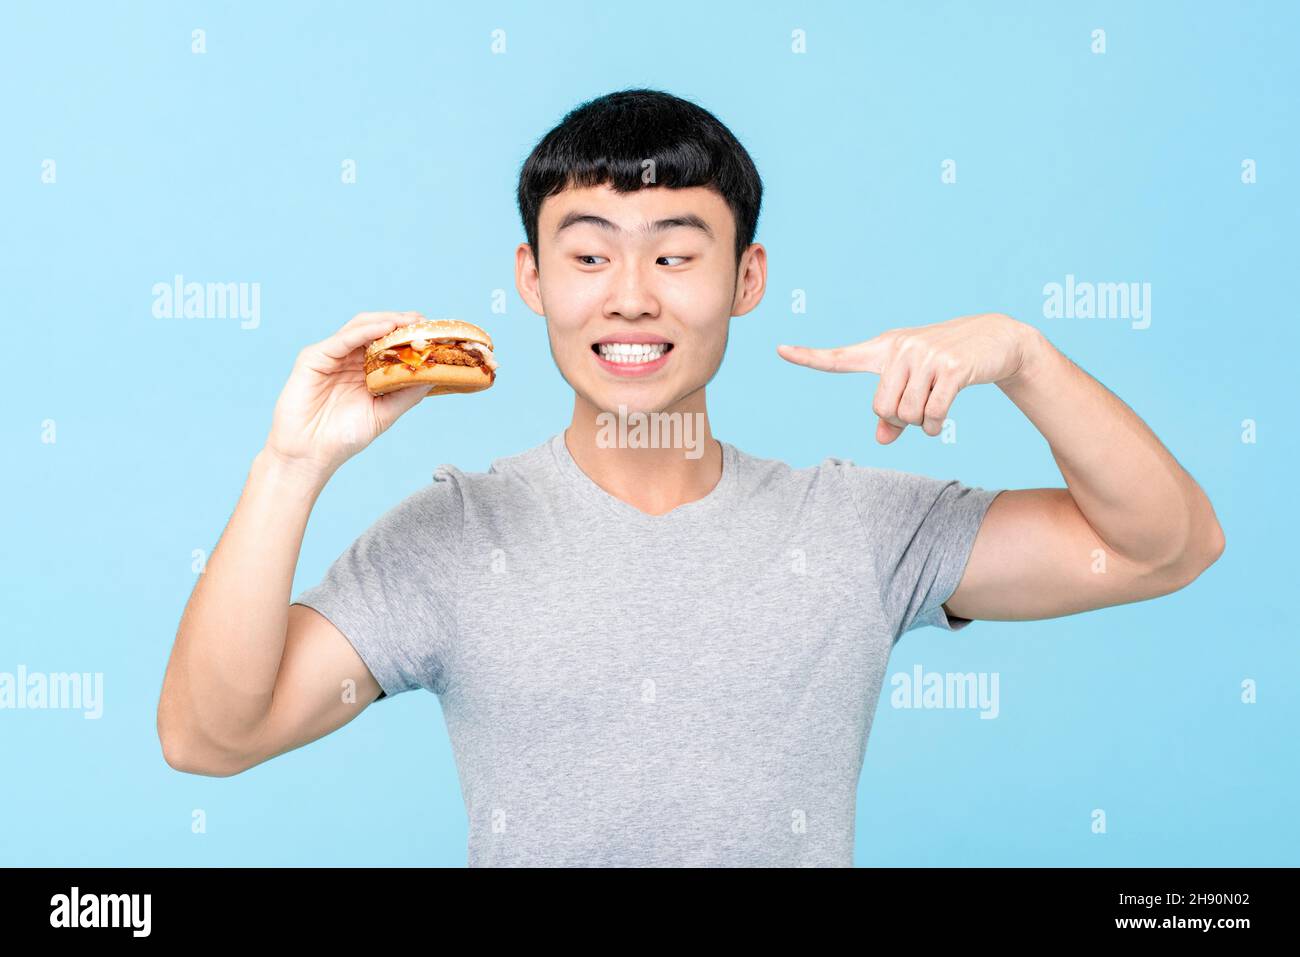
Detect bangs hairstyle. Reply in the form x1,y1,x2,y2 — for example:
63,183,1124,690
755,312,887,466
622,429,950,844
516,88,763,271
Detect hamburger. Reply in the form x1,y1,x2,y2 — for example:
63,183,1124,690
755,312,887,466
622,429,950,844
364,319,498,398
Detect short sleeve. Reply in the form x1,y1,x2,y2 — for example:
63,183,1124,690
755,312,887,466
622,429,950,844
835,461,1002,642
291,466,464,700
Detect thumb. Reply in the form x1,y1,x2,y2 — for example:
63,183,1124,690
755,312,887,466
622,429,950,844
776,336,888,374
374,381,433,427
875,416,906,444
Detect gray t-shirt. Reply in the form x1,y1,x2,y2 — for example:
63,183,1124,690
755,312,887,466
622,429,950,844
292,433,1002,866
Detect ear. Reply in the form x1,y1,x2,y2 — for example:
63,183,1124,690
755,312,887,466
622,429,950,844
731,243,767,317
514,242,546,317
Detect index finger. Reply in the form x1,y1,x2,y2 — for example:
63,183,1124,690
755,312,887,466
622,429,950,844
319,312,424,360
775,335,890,374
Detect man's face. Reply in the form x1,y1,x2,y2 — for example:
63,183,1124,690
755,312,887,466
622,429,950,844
516,182,763,418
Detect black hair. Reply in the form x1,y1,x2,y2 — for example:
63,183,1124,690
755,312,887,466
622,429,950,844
516,88,763,271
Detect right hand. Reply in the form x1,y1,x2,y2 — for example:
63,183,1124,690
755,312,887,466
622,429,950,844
263,311,437,479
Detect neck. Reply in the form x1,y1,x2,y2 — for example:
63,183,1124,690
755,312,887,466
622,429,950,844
565,390,721,516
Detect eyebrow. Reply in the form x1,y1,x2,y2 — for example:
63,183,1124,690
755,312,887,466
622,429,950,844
553,211,715,241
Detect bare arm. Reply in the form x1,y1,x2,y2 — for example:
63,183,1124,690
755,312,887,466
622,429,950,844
944,328,1224,621
778,313,1225,622
157,450,381,776
157,312,434,776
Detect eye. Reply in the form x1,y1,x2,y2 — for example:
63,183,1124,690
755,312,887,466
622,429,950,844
577,255,608,265
657,256,690,266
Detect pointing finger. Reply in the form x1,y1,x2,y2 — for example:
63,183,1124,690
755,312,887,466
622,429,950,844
776,336,890,374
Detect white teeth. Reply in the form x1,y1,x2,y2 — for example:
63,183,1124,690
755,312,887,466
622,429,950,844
596,343,669,364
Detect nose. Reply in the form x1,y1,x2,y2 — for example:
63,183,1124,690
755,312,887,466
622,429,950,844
603,259,660,321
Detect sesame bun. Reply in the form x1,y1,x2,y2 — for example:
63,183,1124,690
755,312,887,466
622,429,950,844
364,319,496,398
364,319,494,358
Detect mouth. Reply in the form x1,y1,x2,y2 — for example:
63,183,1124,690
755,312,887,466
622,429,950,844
591,340,674,377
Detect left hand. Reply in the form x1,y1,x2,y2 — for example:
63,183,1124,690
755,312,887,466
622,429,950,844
777,313,1034,444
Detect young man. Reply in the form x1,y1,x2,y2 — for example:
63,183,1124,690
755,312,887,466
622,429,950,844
157,89,1224,867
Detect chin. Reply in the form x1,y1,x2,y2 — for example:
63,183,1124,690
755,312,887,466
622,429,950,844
590,391,670,419
565,374,666,416
600,385,710,422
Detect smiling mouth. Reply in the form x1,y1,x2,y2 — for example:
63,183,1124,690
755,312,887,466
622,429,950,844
591,342,674,365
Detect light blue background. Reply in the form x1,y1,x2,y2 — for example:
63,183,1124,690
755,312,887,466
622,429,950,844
2,0,1295,866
